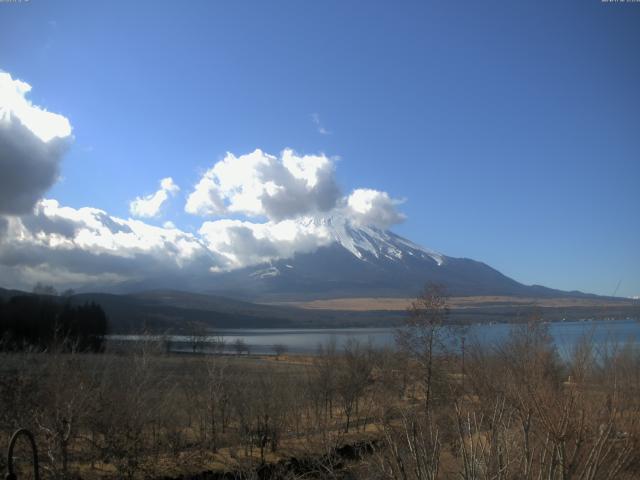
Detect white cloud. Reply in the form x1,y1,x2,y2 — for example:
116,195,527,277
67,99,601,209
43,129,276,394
0,71,73,215
185,149,341,221
0,199,220,290
199,218,332,269
346,188,406,228
129,177,180,218
0,72,71,143
0,199,335,288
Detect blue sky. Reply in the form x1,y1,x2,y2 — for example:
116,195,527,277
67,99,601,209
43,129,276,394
0,0,639,296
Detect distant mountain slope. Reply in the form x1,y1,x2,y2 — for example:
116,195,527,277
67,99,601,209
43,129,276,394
52,215,609,302
0,287,24,301
204,216,599,302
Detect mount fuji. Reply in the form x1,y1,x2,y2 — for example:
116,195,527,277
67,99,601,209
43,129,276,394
203,215,588,302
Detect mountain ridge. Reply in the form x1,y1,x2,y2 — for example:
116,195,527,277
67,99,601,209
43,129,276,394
201,217,605,302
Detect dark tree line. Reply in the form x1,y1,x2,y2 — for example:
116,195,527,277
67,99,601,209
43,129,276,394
0,295,108,352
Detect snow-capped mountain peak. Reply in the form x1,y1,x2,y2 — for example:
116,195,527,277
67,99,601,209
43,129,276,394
208,214,571,302
298,214,444,266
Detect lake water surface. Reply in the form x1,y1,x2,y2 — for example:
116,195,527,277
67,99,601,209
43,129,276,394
109,318,640,356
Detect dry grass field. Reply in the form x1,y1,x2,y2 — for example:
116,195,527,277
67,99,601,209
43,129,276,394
3,316,640,479
270,295,635,311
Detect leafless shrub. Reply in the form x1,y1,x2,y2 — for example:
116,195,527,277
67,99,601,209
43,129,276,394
34,350,97,479
396,283,463,417
372,406,441,480
336,338,373,433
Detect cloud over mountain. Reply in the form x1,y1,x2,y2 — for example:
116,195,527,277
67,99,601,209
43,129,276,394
198,217,333,269
0,72,73,215
0,143,407,289
0,193,407,290
0,150,407,289
0,199,218,289
346,189,406,228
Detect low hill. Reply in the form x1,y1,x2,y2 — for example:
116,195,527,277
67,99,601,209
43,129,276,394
2,287,637,334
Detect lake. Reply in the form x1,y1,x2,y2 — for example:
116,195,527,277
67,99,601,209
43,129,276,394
108,318,640,356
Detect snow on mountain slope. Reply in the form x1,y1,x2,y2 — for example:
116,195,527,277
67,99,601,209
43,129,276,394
106,214,594,301
297,214,444,265
202,215,575,301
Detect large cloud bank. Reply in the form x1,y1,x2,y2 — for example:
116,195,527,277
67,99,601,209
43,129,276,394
0,199,219,289
0,72,73,215
0,72,409,290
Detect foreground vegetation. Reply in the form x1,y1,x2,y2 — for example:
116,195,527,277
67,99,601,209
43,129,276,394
1,287,639,479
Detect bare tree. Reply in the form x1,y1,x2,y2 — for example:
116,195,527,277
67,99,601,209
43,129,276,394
396,283,450,417
186,321,207,354
336,338,372,433
204,355,229,452
272,343,287,359
34,345,100,478
373,406,441,480
234,338,249,356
